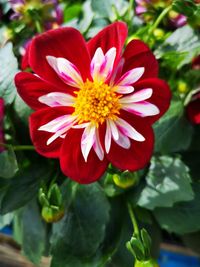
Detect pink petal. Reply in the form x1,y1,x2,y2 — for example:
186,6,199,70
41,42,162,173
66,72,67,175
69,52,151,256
81,124,96,162
90,47,116,82
116,67,145,86
108,119,119,141
38,115,76,145
110,58,125,86
93,129,104,161
46,56,83,88
115,130,131,149
38,115,76,133
38,92,75,107
115,85,134,94
72,122,90,129
105,120,112,154
120,88,152,104
122,101,160,117
116,117,145,142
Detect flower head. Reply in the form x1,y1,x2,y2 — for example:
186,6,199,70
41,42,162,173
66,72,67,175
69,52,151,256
0,98,5,152
10,0,63,28
186,91,200,124
15,22,171,183
135,0,186,28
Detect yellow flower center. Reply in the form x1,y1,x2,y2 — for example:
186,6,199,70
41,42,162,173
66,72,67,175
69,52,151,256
73,80,121,126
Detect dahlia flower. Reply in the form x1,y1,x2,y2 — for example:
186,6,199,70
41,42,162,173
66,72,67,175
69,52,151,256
186,91,200,124
15,22,171,183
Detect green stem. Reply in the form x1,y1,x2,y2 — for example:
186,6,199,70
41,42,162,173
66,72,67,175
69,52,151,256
35,20,42,33
127,202,139,236
128,0,134,23
0,143,35,151
148,5,172,37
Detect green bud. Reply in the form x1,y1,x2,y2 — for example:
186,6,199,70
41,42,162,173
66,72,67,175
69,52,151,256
141,229,152,258
130,236,145,261
135,259,159,267
153,28,165,40
42,206,64,223
48,183,63,206
113,171,139,189
177,80,188,94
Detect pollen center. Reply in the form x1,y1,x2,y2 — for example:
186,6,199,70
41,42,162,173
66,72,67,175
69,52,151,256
73,80,121,125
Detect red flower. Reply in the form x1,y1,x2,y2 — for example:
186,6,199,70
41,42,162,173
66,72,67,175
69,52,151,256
186,92,200,124
15,22,171,184
0,98,5,152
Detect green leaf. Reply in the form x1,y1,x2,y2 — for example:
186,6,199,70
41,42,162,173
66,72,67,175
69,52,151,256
64,4,82,22
0,0,11,13
154,100,193,153
13,94,32,124
141,229,151,258
91,0,128,20
51,183,110,266
0,43,18,104
153,183,200,234
172,0,196,17
13,200,47,264
79,0,94,34
0,213,13,229
0,146,18,178
137,156,194,210
0,163,51,214
155,26,200,69
91,0,113,18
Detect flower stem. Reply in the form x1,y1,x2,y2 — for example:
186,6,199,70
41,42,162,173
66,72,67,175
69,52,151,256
148,5,172,37
35,20,42,33
128,0,134,23
0,143,35,151
127,202,139,236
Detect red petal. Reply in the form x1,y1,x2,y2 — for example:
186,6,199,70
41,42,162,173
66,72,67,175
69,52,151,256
21,42,31,70
107,111,154,171
87,22,128,62
29,107,73,158
134,78,171,124
29,27,91,87
60,128,108,184
15,72,74,110
123,40,159,79
186,98,200,124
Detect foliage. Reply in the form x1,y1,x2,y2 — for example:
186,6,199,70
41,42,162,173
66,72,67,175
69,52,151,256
0,0,200,266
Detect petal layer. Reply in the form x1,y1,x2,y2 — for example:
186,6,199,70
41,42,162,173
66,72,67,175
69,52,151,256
186,98,200,124
60,129,108,184
123,40,159,79
29,27,91,87
29,106,73,158
107,112,154,171
87,22,128,64
15,72,74,110
133,78,171,123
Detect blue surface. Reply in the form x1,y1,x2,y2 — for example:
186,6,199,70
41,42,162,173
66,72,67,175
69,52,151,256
1,227,200,267
159,249,200,267
0,226,12,235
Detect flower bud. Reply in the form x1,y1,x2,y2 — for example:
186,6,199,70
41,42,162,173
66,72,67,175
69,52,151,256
41,206,64,223
153,28,165,40
113,171,139,189
39,183,64,223
177,80,188,94
135,259,159,267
